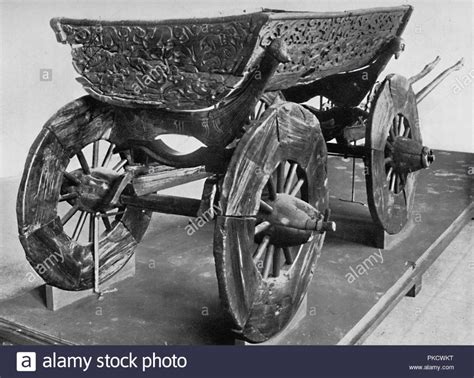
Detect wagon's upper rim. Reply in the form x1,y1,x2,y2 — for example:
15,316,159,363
50,4,412,30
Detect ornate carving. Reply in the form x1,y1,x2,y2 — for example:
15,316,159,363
51,15,267,110
51,7,412,109
262,9,410,89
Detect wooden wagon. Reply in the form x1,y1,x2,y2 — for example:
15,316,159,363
17,5,462,343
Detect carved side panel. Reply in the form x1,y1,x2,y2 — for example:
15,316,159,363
261,8,410,89
51,15,267,110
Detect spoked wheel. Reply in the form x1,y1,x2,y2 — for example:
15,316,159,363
366,74,434,234
17,96,151,290
214,101,330,343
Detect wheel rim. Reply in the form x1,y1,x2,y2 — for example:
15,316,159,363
366,75,421,234
17,96,150,290
214,101,328,342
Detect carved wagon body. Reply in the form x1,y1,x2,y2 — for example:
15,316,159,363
17,6,461,342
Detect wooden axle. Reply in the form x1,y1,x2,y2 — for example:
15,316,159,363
121,194,201,218
326,142,369,159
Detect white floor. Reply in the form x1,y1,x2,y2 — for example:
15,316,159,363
363,221,473,345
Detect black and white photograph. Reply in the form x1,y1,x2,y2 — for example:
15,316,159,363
0,0,472,376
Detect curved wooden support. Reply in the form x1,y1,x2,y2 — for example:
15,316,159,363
111,39,290,166
17,96,151,290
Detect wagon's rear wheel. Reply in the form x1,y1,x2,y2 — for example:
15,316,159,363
214,101,329,343
366,74,432,234
17,96,151,290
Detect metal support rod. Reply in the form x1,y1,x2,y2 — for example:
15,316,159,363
350,141,356,202
93,212,100,294
416,58,464,104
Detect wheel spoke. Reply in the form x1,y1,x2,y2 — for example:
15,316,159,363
398,116,404,136
253,235,270,262
399,173,406,186
273,247,282,277
59,192,78,202
283,247,293,264
284,163,298,194
255,101,265,119
102,143,115,167
262,244,275,279
390,173,396,192
92,141,100,168
61,204,79,225
102,216,112,232
255,221,271,235
63,171,81,186
277,162,286,193
259,200,274,214
113,159,127,171
394,174,400,193
89,213,95,243
267,177,277,201
290,178,304,196
386,167,393,182
76,151,91,175
72,211,87,240
403,126,411,138
390,119,397,140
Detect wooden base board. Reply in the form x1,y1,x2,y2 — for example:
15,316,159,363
45,254,136,311
328,198,415,249
405,275,423,298
234,295,308,345
338,203,472,345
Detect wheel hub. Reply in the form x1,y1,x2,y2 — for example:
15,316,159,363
62,167,122,213
391,136,435,174
257,193,334,247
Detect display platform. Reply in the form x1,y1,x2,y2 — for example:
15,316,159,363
0,150,471,345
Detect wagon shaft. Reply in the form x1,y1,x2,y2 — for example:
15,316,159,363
415,58,464,104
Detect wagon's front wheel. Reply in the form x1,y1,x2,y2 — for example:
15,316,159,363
366,74,434,234
17,96,151,290
214,101,329,343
